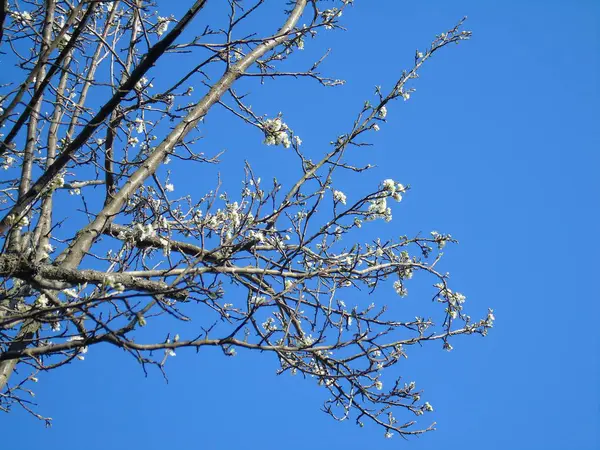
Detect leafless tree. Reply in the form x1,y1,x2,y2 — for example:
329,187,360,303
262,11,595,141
0,0,493,438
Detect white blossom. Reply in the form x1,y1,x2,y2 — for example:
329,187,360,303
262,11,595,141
1,156,15,170
393,280,407,297
382,179,396,193
263,117,293,148
368,197,387,215
134,118,145,134
156,17,170,36
333,190,347,205
62,288,78,299
10,10,33,25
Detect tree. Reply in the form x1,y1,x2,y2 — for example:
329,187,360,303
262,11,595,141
0,0,494,439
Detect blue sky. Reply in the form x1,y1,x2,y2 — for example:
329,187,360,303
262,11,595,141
3,0,599,448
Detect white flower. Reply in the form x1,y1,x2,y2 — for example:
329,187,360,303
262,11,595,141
62,288,78,298
58,33,71,50
264,118,283,133
301,334,315,346
263,134,276,146
385,431,394,439
50,174,65,190
262,317,277,331
11,10,33,25
263,118,293,148
134,118,145,134
128,136,139,147
156,17,170,36
1,156,15,170
424,401,434,412
372,124,380,131
486,308,496,327
375,380,383,390
402,91,411,101
165,183,174,192
8,214,26,228
36,295,49,308
333,190,347,205
278,131,291,148
382,179,396,193
368,197,387,215
378,106,387,118
294,135,302,146
251,295,266,305
135,77,149,91
393,280,407,297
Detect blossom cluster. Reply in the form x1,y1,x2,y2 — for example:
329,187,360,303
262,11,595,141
365,179,405,222
333,190,347,205
9,10,33,25
156,16,172,36
262,117,296,148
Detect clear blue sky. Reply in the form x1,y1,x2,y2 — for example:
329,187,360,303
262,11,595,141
4,0,599,448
